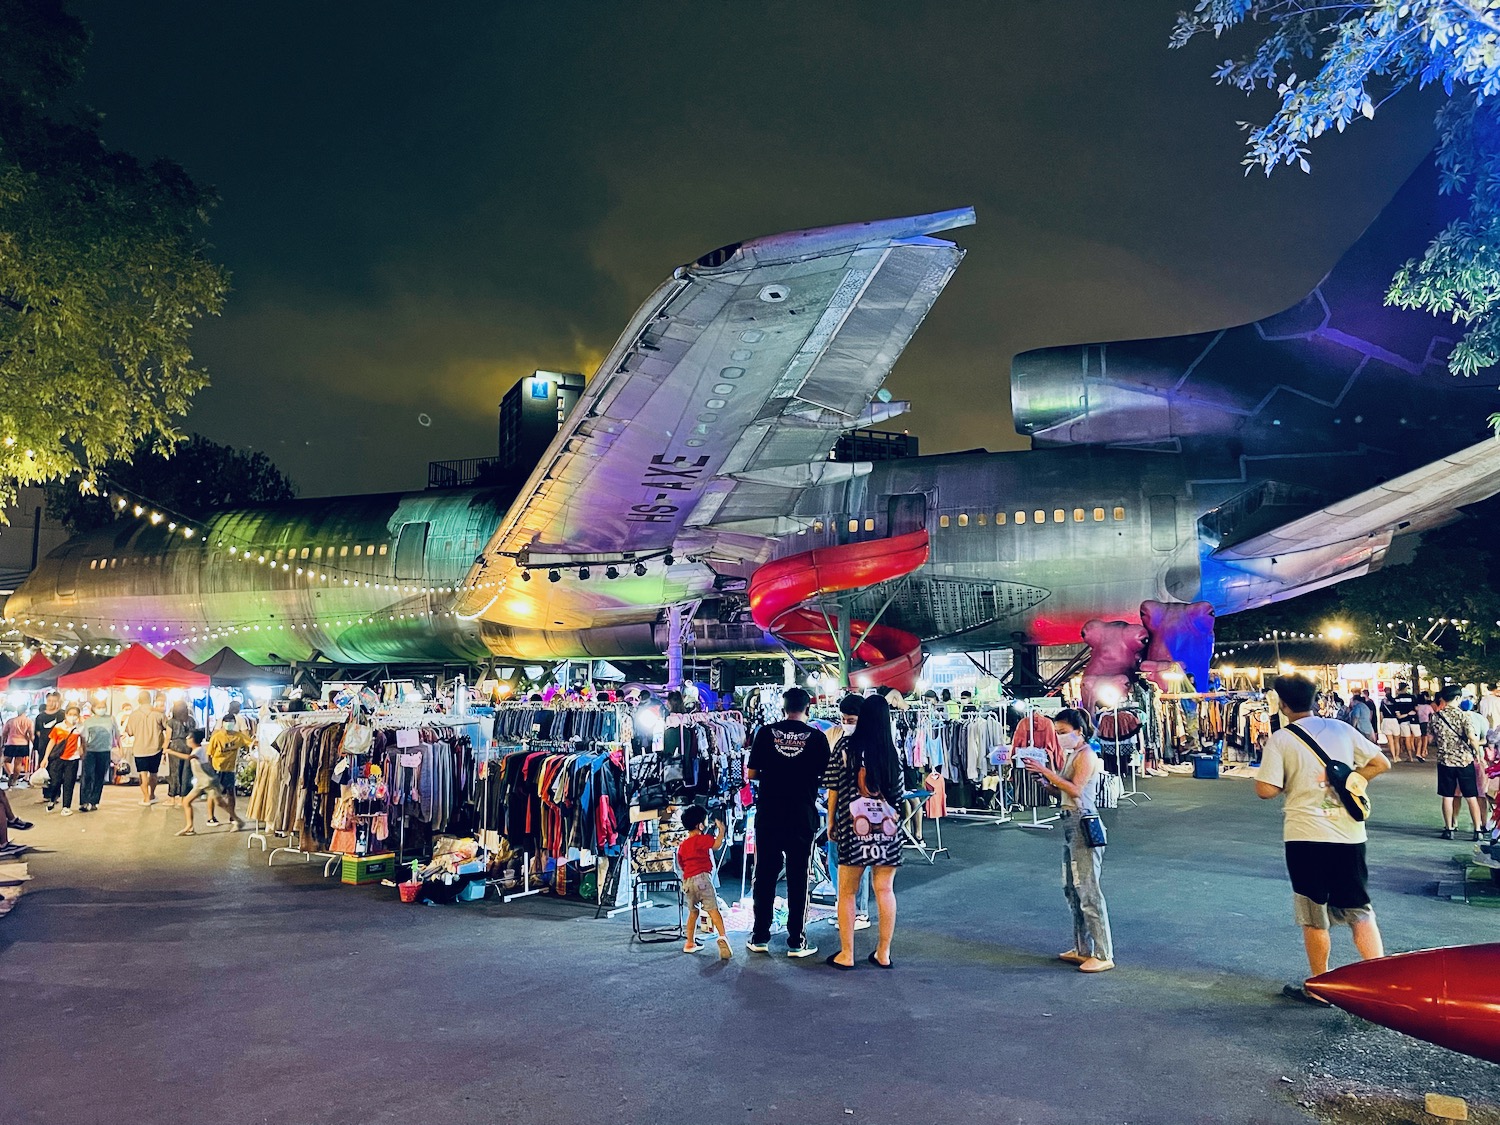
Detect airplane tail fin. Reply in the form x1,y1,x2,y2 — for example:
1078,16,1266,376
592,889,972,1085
1009,157,1498,476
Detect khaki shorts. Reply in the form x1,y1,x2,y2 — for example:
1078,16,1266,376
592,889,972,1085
1294,894,1376,929
683,872,716,911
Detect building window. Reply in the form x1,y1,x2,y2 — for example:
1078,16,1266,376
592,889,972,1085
1073,508,1085,522
958,513,969,527
1113,506,1126,521
863,518,874,532
976,513,987,526
1034,510,1045,525
995,512,1006,525
1093,507,1105,522
1015,511,1026,525
939,514,950,528
1053,509,1064,523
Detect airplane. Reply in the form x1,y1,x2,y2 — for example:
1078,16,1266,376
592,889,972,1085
6,155,1500,688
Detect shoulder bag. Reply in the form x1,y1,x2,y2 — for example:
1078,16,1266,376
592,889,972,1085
1285,722,1370,823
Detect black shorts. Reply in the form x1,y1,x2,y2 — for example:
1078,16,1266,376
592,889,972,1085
1438,763,1479,798
1284,841,1370,910
3,746,30,759
134,753,162,774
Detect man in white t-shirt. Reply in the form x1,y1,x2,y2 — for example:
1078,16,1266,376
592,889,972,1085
1479,686,1500,730
1256,674,1390,1004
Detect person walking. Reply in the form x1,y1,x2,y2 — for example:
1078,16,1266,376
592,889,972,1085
1256,674,1389,1004
1430,685,1483,841
32,692,65,783
746,686,831,959
78,702,121,811
1346,691,1376,742
164,700,194,807
1460,699,1492,834
1479,684,1500,730
1021,707,1115,973
2,708,33,789
122,691,168,806
823,693,905,970
1415,691,1435,762
1377,691,1402,760
41,705,84,814
204,714,251,828
164,728,221,836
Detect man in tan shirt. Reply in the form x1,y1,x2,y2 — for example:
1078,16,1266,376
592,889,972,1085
122,691,169,806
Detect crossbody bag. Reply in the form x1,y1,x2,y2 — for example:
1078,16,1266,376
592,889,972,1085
1286,722,1370,823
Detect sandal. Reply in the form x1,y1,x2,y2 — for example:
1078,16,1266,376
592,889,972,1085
867,952,893,969
175,828,196,837
825,953,856,971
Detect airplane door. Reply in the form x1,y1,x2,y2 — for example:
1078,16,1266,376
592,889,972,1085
1149,494,1179,552
394,522,430,579
886,494,926,537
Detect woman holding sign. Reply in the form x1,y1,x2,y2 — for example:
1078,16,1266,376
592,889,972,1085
822,693,904,970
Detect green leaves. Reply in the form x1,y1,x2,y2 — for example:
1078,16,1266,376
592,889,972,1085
0,0,229,515
1173,1,1500,378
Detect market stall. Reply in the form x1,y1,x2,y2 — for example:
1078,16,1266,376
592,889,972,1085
57,644,210,691
0,652,53,693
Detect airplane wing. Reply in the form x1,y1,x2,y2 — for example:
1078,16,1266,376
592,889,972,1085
456,208,974,629
1213,435,1500,570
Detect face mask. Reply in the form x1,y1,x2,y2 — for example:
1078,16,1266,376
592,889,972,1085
1058,731,1082,750
841,722,857,736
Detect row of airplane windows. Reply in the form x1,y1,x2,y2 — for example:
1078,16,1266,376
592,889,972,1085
809,506,1129,535
88,543,392,570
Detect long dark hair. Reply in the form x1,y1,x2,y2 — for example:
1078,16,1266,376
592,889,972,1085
850,694,900,798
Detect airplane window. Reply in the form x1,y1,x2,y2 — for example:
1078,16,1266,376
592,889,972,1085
1093,507,1105,522
812,521,823,533
1052,509,1064,523
353,546,362,556
110,558,117,568
995,512,1006,525
1033,510,1045,524
1073,508,1085,522
958,514,969,527
365,545,374,555
863,518,874,532
1113,506,1126,521
300,548,309,560
314,547,322,559
1014,511,1026,525
89,560,97,570
977,513,987,526
847,519,858,533
275,549,284,561
379,544,388,555
939,515,950,528
340,546,349,557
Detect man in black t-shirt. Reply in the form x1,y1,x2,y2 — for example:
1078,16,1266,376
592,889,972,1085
32,693,65,776
746,687,831,957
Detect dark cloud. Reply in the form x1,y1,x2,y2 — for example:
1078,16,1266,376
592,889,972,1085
70,0,1440,495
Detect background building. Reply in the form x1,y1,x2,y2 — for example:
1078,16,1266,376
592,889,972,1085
428,370,585,489
0,485,71,597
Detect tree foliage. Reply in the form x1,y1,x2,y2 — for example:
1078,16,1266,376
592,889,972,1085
0,0,230,512
46,433,296,536
1172,1,1500,404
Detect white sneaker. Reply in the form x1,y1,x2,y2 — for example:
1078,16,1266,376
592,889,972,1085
60,807,74,816
853,914,872,931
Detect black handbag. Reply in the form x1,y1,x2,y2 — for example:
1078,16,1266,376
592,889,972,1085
1078,813,1108,848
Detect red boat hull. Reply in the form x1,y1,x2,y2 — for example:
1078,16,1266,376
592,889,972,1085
1304,944,1500,1064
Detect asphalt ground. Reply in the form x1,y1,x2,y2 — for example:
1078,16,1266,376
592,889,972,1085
1,762,1497,1125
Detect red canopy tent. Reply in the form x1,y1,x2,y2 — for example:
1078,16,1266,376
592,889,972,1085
58,644,210,690
161,649,198,670
0,652,55,691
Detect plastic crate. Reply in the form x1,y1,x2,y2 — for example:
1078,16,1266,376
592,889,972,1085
1191,754,1220,780
341,852,396,885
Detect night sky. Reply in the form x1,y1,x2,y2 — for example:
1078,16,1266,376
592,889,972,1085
70,1,1440,498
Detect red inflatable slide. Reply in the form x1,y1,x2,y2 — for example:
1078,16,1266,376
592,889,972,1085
748,529,929,692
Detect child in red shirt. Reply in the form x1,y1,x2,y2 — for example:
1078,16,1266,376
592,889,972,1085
677,805,730,958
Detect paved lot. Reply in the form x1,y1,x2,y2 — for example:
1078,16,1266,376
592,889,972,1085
2,764,1497,1125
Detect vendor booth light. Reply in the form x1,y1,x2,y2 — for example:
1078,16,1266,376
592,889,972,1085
1096,685,1121,707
